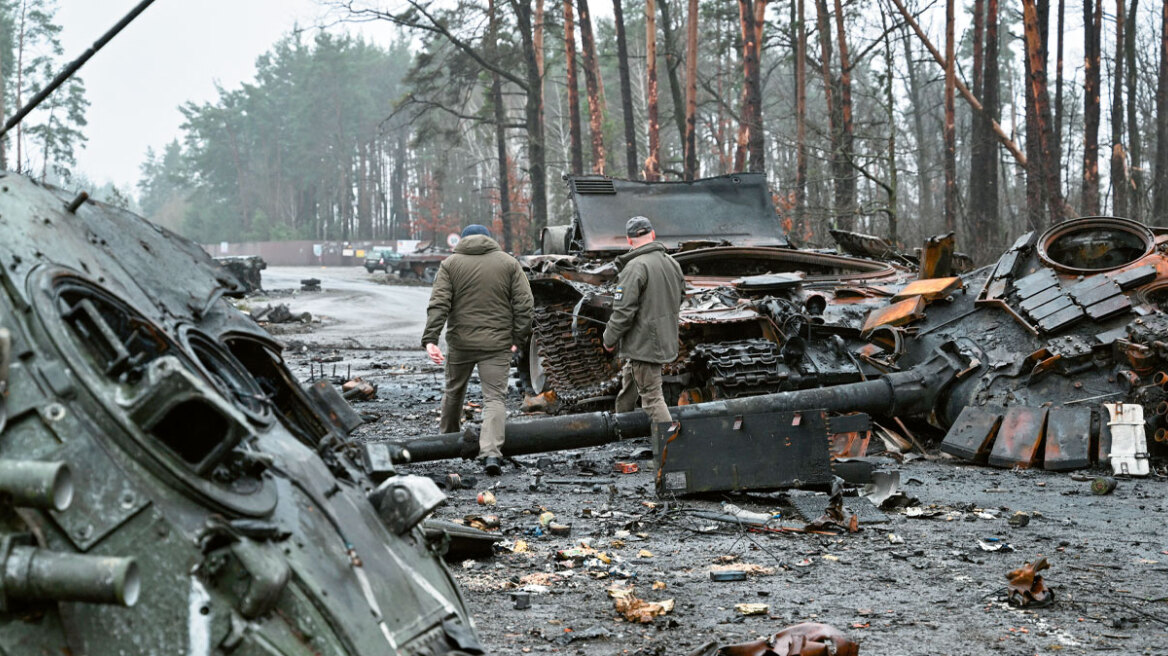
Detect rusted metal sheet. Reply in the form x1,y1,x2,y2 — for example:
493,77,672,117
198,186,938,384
940,406,1003,463
861,296,926,332
890,276,963,303
988,406,1048,469
1043,406,1093,470
919,232,956,279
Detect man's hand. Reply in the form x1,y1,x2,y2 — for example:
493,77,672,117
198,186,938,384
426,343,445,365
511,345,519,353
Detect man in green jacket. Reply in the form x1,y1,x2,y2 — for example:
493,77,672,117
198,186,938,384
602,216,685,425
422,224,533,476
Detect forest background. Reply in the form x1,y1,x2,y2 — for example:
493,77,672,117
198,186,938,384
4,0,1167,264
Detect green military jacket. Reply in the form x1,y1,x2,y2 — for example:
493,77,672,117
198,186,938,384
602,241,685,364
422,235,534,353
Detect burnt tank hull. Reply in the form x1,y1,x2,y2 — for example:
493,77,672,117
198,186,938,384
426,215,1168,475
522,173,918,410
0,173,480,654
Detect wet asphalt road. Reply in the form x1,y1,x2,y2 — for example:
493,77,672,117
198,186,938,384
260,265,433,350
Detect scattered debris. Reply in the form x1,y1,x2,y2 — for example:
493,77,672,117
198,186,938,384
476,491,496,506
733,603,769,616
687,623,860,656
613,461,639,474
1091,476,1118,495
1007,511,1031,528
253,303,311,324
342,377,377,401
978,537,1014,552
710,560,775,574
300,277,322,292
511,591,531,610
1006,557,1055,608
607,585,674,623
214,255,266,292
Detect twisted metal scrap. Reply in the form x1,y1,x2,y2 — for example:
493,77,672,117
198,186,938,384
1006,557,1055,608
688,622,860,656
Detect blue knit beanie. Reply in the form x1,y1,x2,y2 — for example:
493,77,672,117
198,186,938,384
461,224,491,238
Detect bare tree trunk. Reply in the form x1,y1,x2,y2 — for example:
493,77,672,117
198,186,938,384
15,0,27,174
511,0,548,235
795,0,807,231
733,9,751,173
1054,0,1065,177
613,0,639,177
1022,0,1065,225
577,0,607,174
490,0,513,251
881,15,898,244
968,0,991,246
534,0,545,79
1154,0,1168,216
1022,0,1046,227
737,0,766,173
944,0,957,233
904,35,933,225
815,0,844,228
683,0,698,180
391,132,407,241
1125,0,1141,220
645,0,662,180
1083,0,1102,214
564,0,584,175
1111,0,1127,217
832,0,855,225
0,47,6,169
659,0,688,153
983,0,1001,246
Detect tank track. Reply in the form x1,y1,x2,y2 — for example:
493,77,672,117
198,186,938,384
691,339,792,398
531,304,620,406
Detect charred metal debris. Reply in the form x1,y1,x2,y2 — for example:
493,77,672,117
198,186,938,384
393,175,1168,495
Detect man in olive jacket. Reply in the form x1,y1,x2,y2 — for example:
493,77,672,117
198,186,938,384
422,224,533,475
602,216,685,425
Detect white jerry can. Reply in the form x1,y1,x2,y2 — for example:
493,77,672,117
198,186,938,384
1103,403,1150,477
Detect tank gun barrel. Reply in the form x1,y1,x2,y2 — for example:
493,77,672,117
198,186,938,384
381,347,969,463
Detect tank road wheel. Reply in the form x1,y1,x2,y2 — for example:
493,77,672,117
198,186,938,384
423,265,440,283
526,337,548,394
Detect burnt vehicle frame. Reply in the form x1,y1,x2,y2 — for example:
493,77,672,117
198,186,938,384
519,172,920,411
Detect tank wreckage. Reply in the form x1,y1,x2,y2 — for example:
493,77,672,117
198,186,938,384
0,172,484,654
382,174,1168,494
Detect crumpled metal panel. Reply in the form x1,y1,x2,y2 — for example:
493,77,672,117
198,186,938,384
568,173,788,252
653,409,834,496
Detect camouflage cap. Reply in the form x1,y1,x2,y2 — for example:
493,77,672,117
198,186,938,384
625,215,654,238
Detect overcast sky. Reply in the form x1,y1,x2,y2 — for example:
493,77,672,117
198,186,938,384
56,0,344,191
55,1,618,195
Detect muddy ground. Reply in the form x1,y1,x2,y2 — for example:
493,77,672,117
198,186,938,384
262,267,1168,656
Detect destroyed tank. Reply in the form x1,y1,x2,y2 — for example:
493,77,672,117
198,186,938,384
521,173,924,410
0,173,481,654
401,214,1168,481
